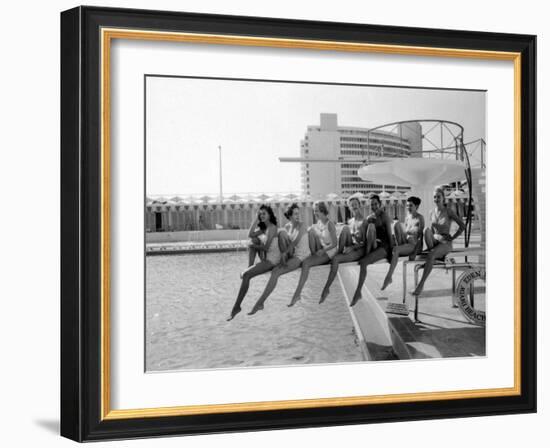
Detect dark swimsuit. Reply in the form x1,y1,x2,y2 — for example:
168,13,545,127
368,212,392,261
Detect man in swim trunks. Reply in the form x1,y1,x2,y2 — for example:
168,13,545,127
349,193,394,306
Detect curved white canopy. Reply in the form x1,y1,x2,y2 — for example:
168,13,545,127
358,158,466,187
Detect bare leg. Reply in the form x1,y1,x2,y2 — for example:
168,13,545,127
278,231,291,265
393,221,407,246
364,223,377,255
248,237,261,267
308,228,323,253
424,227,436,250
227,261,274,320
249,258,302,315
338,226,352,253
320,249,364,303
382,243,415,290
350,248,388,306
289,253,330,306
412,242,451,296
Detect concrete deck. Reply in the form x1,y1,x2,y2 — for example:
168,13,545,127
339,260,486,361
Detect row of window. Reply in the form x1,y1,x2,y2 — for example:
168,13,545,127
340,135,411,144
341,163,363,169
340,149,408,157
341,143,410,152
339,150,369,156
342,182,410,190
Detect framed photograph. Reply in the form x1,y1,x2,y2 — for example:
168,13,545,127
60,6,536,442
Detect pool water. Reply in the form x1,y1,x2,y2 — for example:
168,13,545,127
146,252,363,371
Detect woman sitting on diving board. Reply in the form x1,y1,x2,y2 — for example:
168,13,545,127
248,203,310,315
381,196,425,291
412,187,466,297
318,192,367,304
288,201,338,307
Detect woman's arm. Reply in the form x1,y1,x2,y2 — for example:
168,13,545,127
249,228,263,238
247,217,260,238
449,208,466,241
262,225,278,251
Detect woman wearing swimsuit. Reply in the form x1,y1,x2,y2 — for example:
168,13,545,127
381,196,425,291
248,203,310,315
319,193,367,304
247,215,267,266
412,187,466,297
227,205,280,321
288,201,338,307
349,194,394,306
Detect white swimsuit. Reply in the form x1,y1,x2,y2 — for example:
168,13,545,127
348,217,364,244
314,220,338,259
288,225,311,261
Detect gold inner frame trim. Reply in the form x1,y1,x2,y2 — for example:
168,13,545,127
100,27,522,421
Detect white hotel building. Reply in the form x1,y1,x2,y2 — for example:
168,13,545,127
300,113,423,198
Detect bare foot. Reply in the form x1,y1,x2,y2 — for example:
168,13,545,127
411,286,423,296
288,295,301,307
349,293,362,307
227,306,241,321
319,288,330,304
248,302,264,315
381,276,392,291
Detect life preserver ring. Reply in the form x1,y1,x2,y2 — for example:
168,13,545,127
454,268,486,326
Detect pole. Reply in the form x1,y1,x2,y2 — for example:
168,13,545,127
218,145,223,201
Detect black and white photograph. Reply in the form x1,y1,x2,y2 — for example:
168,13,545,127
145,76,487,372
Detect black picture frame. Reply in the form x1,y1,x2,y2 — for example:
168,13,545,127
61,5,536,442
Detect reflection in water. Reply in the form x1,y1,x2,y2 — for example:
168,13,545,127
146,252,363,371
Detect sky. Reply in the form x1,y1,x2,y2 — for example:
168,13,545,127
145,76,486,196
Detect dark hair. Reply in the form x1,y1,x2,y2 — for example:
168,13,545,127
257,204,278,230
314,201,329,216
369,193,381,204
284,203,300,220
407,196,421,207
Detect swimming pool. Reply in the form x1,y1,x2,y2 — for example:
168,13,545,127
146,252,363,371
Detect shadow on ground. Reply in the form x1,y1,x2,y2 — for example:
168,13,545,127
34,419,59,435
388,315,486,358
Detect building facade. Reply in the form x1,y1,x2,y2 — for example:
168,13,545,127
300,113,422,198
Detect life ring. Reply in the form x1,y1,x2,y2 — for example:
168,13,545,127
454,268,486,326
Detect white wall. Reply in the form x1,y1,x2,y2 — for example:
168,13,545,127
0,0,546,446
